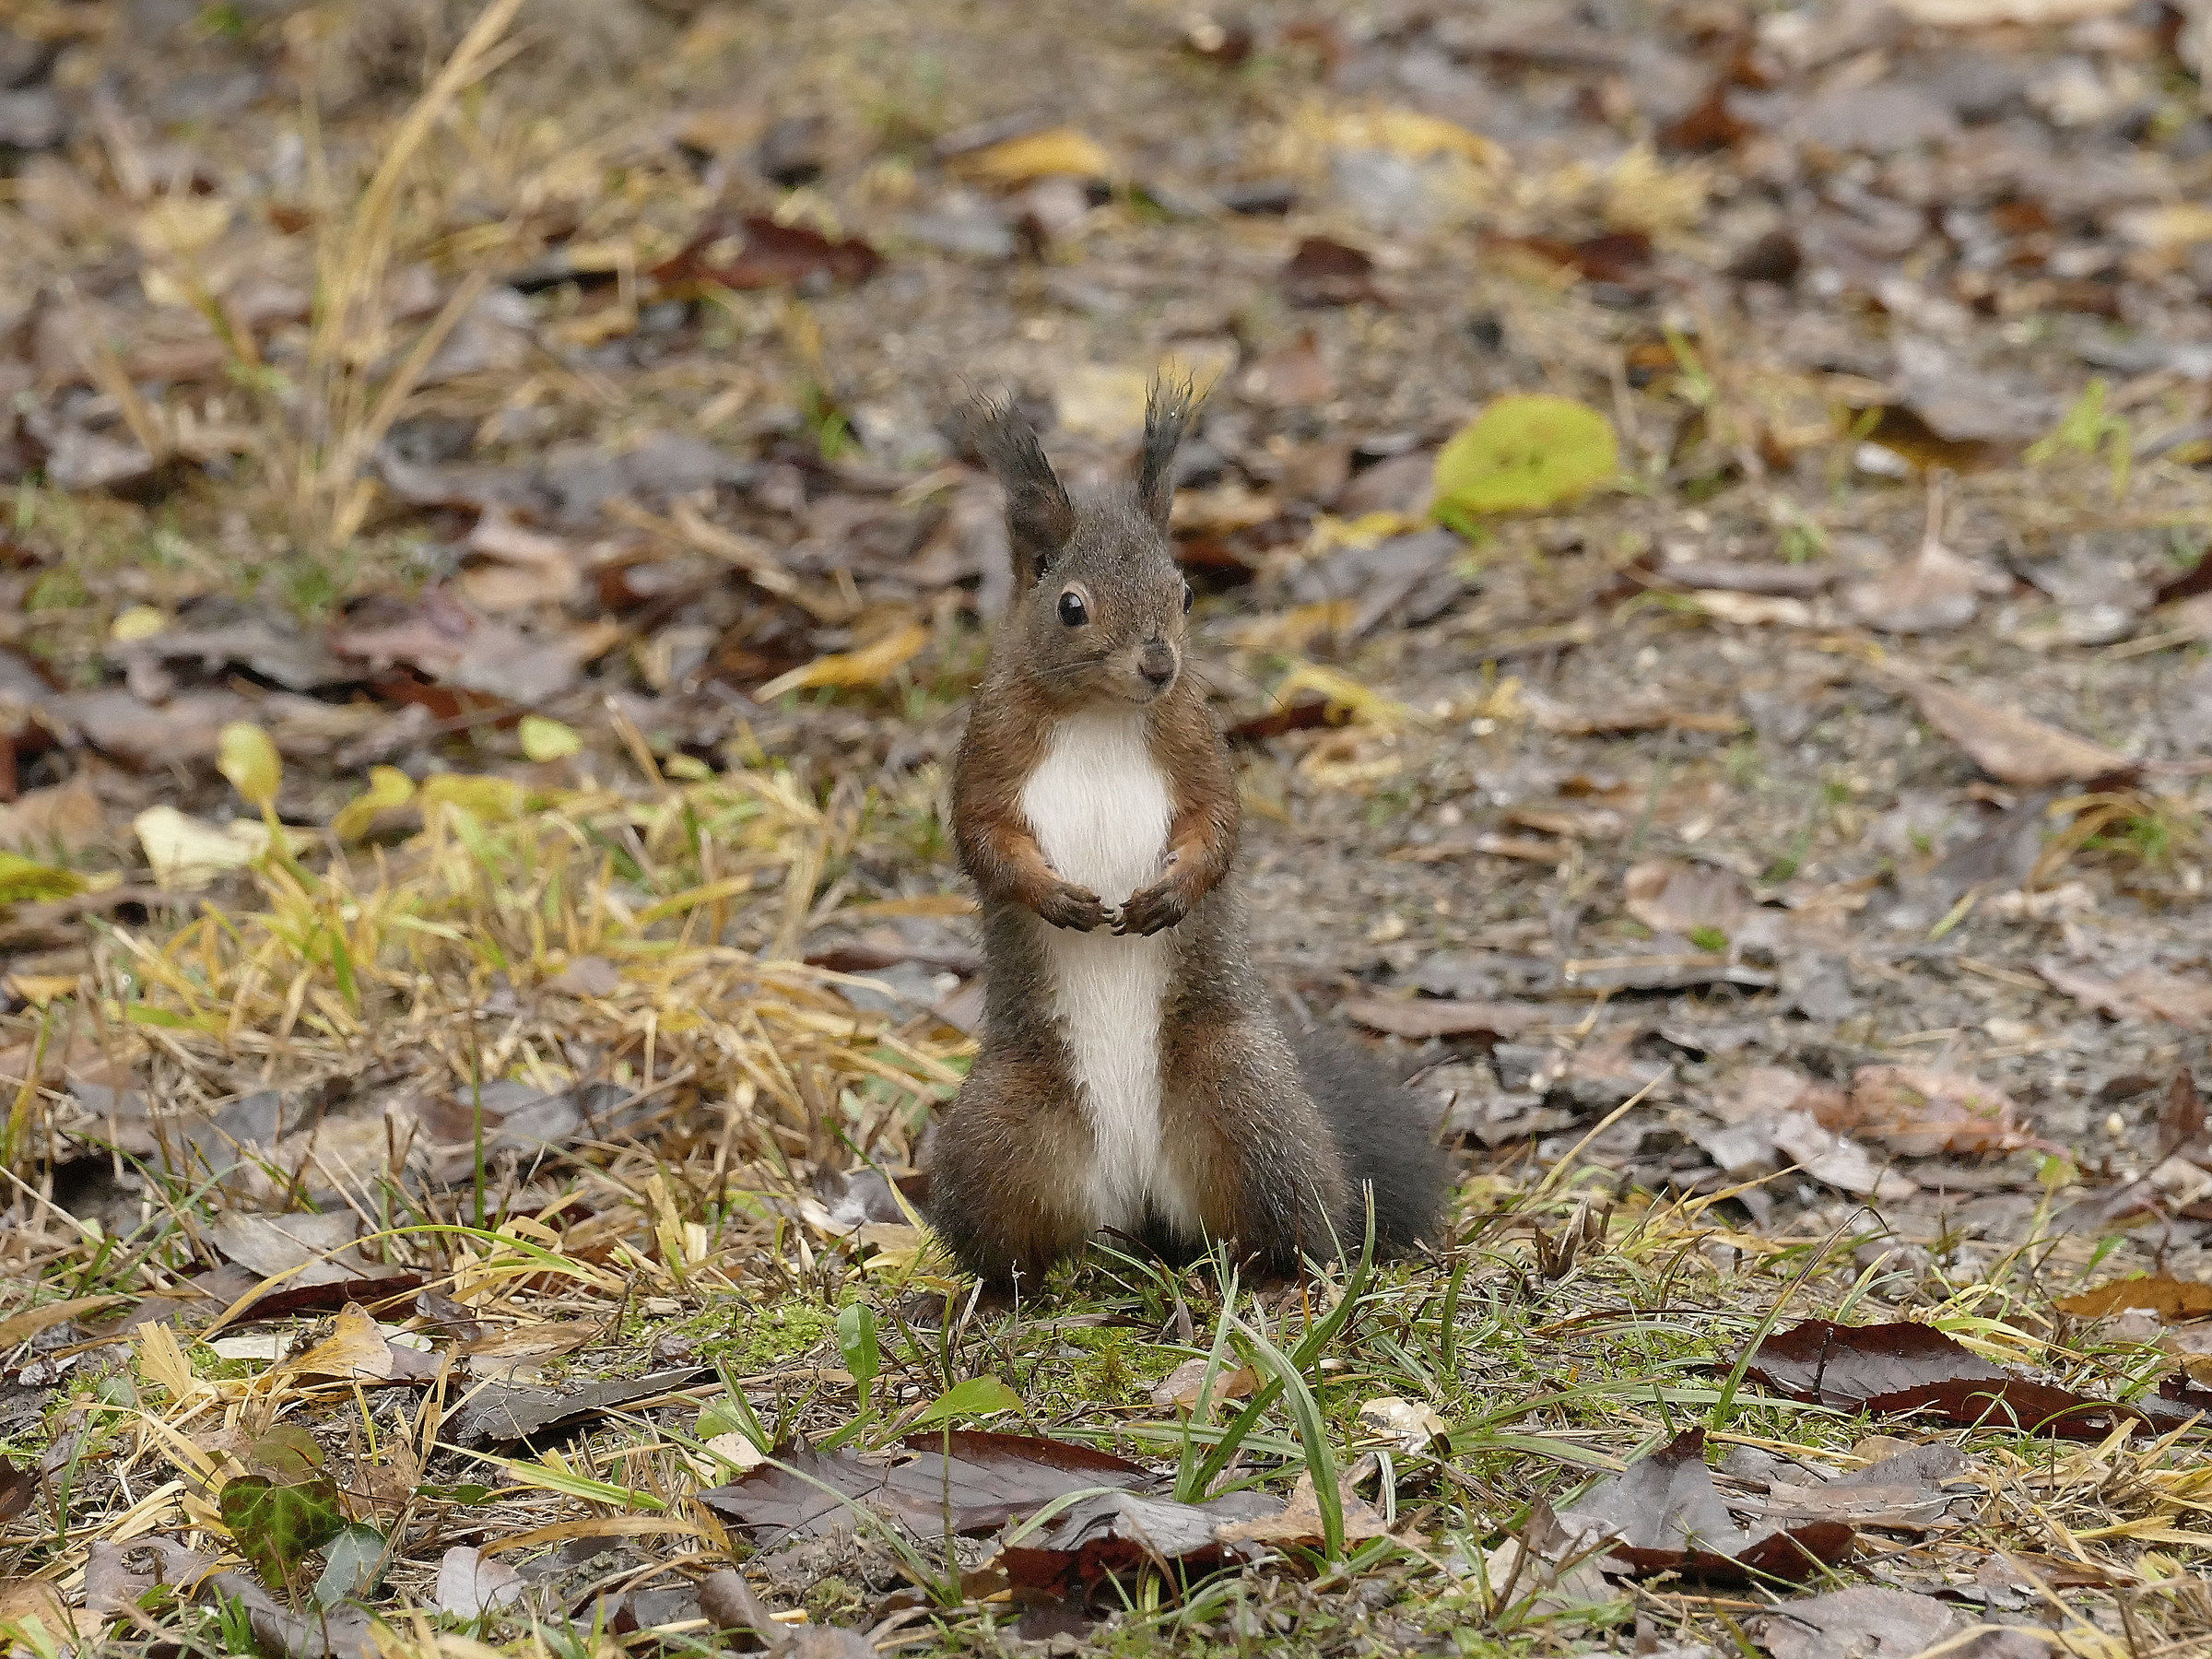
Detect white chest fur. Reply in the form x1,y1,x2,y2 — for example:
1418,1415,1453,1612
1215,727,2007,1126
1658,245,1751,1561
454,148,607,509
1018,710,1194,1237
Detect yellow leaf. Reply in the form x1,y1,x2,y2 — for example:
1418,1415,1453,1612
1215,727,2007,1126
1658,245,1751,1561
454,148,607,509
0,1294,124,1347
331,766,417,841
1433,394,1618,518
134,806,305,890
518,714,582,762
110,605,170,642
133,195,231,258
1332,107,1504,170
955,126,1113,183
3,972,78,1006
0,851,86,904
1053,363,1152,443
418,774,530,824
754,619,929,703
1271,661,1416,728
218,723,282,809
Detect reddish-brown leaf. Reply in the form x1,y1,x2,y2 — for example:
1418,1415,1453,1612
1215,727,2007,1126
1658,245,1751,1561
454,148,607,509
1554,1428,1853,1583
654,217,881,292
1731,1320,2136,1441
1282,237,1382,306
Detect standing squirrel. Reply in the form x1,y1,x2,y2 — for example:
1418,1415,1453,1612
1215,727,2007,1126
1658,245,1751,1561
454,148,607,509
924,383,1446,1290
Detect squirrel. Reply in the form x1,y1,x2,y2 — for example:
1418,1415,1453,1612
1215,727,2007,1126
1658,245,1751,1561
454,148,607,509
924,382,1446,1291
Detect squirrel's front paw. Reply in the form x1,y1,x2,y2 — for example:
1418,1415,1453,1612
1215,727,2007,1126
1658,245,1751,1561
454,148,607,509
1037,881,1112,932
1114,877,1189,936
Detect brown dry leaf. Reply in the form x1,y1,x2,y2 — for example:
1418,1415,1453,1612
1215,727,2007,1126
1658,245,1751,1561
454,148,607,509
457,508,581,612
654,217,882,291
1213,1471,1394,1547
752,620,929,702
1835,1065,2030,1156
2055,1276,2212,1322
1552,1427,1853,1582
456,1320,598,1382
1623,860,1749,937
1338,996,1547,1041
0,1579,95,1644
1731,1321,2130,1441
1900,678,2130,786
1842,538,1990,635
284,1303,441,1383
0,1293,124,1347
1748,1586,1963,1659
1148,1358,1260,1413
0,777,110,854
2038,960,2212,1032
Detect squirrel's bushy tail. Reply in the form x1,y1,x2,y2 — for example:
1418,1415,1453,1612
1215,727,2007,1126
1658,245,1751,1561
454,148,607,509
1288,1025,1449,1252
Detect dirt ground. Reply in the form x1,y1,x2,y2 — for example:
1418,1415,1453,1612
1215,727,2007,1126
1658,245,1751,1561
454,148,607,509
4,0,2212,1654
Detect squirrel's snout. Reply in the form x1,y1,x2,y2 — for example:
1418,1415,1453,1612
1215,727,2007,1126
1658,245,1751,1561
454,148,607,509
1138,641,1177,688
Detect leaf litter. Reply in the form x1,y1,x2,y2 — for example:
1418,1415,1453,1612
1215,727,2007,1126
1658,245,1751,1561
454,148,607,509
3,0,2212,1654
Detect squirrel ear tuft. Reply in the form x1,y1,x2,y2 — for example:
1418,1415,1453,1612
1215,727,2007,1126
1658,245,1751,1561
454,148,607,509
1135,376,1196,533
970,394,1075,587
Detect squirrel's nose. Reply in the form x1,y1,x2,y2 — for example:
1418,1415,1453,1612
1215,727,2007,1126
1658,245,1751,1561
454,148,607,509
1139,642,1176,687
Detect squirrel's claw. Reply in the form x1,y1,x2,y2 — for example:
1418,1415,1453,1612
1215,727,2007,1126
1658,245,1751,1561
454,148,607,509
1038,882,1112,932
1114,879,1188,936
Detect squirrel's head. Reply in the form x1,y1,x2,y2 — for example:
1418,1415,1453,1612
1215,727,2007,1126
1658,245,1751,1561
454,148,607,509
971,381,1195,710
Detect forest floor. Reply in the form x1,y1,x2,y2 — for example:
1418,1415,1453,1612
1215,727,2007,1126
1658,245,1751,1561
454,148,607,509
4,0,2212,1654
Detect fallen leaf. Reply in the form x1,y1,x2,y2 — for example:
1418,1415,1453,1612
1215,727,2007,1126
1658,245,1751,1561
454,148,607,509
1900,678,2131,787
1554,1428,1852,1582
1213,1471,1394,1547
83,1536,219,1616
1836,1065,2030,1156
458,510,581,612
654,216,881,292
435,1545,524,1618
999,1488,1278,1598
752,619,928,702
699,1431,1150,1545
2055,1276,2212,1322
1754,1444,1973,1533
218,722,282,810
0,851,86,904
208,1211,391,1287
1749,1585,1962,1659
1282,236,1382,307
1730,1320,2133,1440
330,766,416,841
1337,996,1547,1041
953,126,1112,183
283,1304,441,1384
1329,107,1503,169
205,1571,376,1659
1623,859,1749,939
517,714,581,762
0,1580,92,1645
698,1569,872,1658
133,806,309,890
0,778,109,854
446,1367,712,1447
0,1294,124,1347
1842,536,1991,634
1149,1358,1260,1413
2038,961,2212,1032
1356,1395,1448,1454
0,1458,33,1524
1432,395,1617,518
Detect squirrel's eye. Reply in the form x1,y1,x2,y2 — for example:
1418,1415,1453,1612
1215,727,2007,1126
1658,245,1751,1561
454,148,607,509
1182,580,1194,613
1057,591,1088,628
